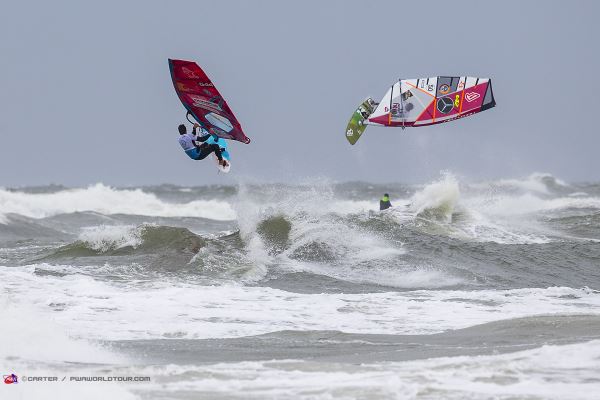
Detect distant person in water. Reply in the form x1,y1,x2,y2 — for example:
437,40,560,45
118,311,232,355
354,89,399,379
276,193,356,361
178,123,228,167
380,193,392,211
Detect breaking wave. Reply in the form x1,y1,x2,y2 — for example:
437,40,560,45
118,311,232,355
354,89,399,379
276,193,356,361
60,224,205,255
0,183,235,222
2,173,600,290
409,172,460,222
492,172,570,195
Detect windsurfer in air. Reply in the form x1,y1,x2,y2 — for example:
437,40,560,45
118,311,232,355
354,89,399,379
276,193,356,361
178,123,229,167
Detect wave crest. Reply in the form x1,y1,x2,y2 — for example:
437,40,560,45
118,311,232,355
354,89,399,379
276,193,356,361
0,183,235,221
46,224,206,258
409,173,460,223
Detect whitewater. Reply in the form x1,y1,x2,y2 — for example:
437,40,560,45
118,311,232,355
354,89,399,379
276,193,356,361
1,172,600,399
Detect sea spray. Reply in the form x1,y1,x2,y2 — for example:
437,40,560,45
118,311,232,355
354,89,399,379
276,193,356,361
409,172,460,222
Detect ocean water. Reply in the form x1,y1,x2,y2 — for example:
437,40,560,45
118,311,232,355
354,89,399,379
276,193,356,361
1,173,600,399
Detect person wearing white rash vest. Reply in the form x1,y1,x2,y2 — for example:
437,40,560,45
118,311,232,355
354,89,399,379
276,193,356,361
177,123,228,167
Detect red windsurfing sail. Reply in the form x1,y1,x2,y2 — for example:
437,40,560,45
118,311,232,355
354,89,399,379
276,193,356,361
169,59,250,144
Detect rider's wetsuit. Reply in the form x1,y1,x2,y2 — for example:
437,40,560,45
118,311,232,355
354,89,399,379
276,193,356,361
178,126,223,161
379,194,392,211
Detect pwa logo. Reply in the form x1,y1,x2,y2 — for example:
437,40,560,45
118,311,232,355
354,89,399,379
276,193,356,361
3,374,18,384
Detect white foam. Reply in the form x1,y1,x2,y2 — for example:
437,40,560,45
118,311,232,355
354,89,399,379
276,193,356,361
0,297,122,366
491,172,569,195
403,173,599,244
131,340,600,399
453,192,600,243
283,260,464,289
379,173,548,244
569,191,589,197
0,291,128,400
451,215,551,244
468,193,600,217
0,297,135,399
0,377,138,400
0,183,235,222
3,266,600,340
409,172,460,221
78,225,146,252
232,183,408,287
330,199,378,214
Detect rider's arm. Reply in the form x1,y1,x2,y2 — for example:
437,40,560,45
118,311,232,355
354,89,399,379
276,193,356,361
191,123,209,146
191,123,209,141
192,134,210,149
195,133,211,143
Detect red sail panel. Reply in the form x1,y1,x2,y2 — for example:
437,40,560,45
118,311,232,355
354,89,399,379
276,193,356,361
169,59,250,144
412,81,495,127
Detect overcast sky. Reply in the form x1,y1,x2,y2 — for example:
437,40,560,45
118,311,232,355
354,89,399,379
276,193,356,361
1,0,598,187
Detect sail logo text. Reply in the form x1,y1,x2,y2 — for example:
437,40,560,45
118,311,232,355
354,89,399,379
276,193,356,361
181,67,198,79
465,92,480,102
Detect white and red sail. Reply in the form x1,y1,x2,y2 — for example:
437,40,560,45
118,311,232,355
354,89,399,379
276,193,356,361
367,76,495,128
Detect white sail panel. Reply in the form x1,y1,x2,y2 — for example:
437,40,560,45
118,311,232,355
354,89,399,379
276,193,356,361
369,86,393,122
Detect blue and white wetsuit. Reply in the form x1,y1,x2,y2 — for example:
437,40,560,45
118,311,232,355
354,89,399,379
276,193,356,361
178,126,224,161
